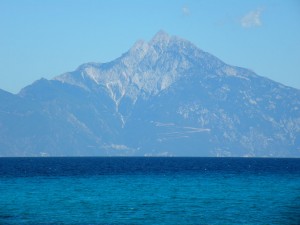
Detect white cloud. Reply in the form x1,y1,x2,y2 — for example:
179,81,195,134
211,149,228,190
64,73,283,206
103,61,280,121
182,5,190,16
240,8,263,28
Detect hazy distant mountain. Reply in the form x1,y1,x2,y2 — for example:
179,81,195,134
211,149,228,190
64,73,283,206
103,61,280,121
1,31,300,157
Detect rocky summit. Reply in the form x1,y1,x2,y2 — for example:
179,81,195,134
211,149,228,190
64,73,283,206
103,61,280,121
1,31,300,157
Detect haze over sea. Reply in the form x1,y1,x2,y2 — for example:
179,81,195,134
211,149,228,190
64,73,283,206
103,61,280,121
1,157,299,225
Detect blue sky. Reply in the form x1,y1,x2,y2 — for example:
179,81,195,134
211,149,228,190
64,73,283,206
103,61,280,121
0,0,300,93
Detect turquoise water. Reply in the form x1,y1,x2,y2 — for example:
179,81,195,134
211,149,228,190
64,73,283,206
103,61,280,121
0,157,300,224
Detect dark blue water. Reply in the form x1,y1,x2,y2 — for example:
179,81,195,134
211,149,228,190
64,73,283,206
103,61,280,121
0,157,299,224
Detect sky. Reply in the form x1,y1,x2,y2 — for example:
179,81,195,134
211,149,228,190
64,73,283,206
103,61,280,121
0,0,300,94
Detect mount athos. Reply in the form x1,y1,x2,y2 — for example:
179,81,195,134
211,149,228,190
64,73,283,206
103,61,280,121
1,31,299,157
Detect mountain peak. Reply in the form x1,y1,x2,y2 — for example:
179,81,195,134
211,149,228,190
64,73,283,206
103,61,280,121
150,30,171,44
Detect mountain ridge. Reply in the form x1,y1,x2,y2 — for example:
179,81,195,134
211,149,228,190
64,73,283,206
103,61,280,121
1,31,300,157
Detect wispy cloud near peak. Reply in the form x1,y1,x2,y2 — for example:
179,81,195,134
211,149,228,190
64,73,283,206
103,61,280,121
182,5,190,16
240,8,263,28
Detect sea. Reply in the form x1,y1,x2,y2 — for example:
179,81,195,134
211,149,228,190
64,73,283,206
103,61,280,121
0,157,299,225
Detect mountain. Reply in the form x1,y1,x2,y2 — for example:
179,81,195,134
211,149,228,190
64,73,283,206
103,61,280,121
1,31,300,157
